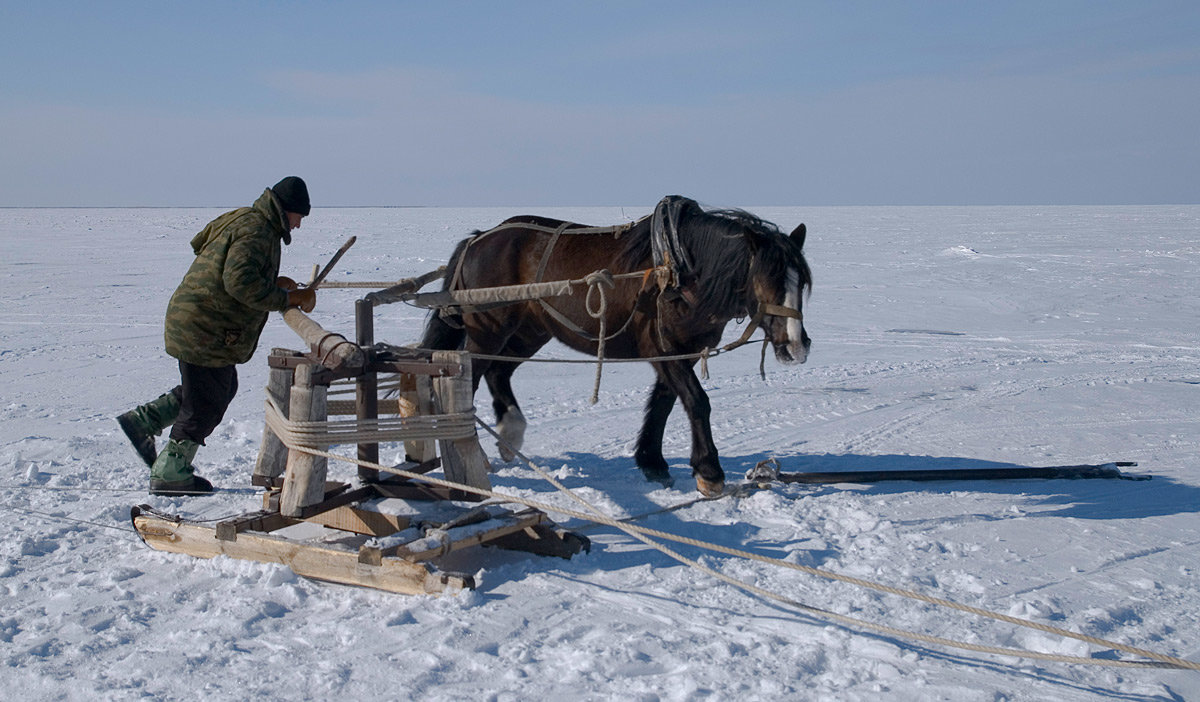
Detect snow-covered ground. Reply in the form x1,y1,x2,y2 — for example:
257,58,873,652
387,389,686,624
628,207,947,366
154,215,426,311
2,204,1198,700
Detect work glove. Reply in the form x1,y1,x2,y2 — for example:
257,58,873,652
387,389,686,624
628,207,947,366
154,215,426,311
287,288,317,313
276,276,299,291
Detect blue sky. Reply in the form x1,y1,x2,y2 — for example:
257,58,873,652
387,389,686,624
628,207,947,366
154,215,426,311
2,1,1197,206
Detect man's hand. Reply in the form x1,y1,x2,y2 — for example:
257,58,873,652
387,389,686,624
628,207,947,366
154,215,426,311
276,276,299,291
287,288,316,313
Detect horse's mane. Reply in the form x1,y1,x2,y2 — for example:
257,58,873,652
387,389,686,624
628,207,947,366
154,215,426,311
617,198,811,321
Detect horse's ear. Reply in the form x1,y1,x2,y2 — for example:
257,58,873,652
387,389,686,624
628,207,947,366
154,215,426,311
790,223,807,249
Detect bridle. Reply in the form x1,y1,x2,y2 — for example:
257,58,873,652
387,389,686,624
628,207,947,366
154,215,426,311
722,298,803,352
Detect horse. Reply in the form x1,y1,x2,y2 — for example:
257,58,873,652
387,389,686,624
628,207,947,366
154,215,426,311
419,195,812,496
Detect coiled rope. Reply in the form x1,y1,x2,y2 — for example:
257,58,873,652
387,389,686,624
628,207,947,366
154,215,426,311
583,269,615,404
268,423,1198,671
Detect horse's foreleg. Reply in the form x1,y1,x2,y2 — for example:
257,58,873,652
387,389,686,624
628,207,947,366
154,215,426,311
635,378,677,487
658,361,724,496
483,361,525,462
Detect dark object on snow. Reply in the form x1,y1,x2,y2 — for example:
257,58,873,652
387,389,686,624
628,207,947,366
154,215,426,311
747,461,1148,485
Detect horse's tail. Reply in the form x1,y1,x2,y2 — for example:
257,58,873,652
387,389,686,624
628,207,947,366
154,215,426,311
420,309,464,350
418,234,474,351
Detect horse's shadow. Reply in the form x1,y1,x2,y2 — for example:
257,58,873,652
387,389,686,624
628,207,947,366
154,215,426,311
495,449,1199,523
462,448,1199,594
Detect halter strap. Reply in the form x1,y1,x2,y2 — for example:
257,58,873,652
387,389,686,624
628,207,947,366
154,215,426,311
721,300,802,353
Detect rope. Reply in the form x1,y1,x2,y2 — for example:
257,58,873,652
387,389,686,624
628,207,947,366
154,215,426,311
263,396,476,447
583,270,615,404
272,433,1196,670
0,484,260,495
0,503,138,534
443,323,769,392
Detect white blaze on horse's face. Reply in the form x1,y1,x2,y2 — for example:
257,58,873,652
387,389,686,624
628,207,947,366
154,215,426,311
782,267,809,364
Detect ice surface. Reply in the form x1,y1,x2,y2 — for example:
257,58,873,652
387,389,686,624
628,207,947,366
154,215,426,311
1,205,1198,699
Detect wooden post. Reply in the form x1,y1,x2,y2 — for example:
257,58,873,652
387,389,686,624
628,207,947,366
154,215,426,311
399,373,438,464
280,363,329,517
355,298,380,482
432,350,491,493
252,351,296,487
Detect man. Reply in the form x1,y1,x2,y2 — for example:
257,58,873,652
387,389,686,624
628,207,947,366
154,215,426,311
118,176,318,495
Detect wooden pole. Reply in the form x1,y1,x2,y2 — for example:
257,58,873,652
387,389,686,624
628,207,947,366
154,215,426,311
280,363,329,517
355,298,380,482
772,463,1143,485
281,307,365,371
431,350,491,493
252,349,297,487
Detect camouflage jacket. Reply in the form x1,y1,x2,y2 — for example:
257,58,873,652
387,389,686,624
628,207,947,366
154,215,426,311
164,189,292,367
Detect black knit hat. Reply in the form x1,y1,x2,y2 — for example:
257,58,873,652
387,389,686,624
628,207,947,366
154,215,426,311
271,176,310,216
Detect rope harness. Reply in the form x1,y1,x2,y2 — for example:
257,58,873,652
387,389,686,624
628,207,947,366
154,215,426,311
409,198,804,400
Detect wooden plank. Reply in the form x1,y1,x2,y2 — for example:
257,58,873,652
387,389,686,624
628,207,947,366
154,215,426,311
215,510,298,541
485,523,592,560
370,482,462,502
134,513,470,595
303,505,410,537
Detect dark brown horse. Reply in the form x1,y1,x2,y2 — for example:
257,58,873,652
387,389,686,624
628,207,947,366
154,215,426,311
420,196,812,495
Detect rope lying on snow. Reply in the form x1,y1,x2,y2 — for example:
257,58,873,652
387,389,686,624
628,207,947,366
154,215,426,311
270,424,1198,671
0,503,138,534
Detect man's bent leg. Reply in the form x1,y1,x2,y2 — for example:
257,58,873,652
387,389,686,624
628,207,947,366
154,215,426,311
150,362,236,495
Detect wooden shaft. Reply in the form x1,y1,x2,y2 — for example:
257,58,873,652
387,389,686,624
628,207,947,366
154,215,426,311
355,298,380,482
281,307,365,371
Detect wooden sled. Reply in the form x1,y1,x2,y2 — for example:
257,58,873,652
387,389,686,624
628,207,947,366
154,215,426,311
132,301,589,595
132,475,589,595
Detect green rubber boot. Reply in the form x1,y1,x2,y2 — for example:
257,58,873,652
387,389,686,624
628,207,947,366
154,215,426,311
117,391,181,467
149,438,213,496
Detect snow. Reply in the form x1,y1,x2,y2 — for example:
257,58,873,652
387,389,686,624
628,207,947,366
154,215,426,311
2,204,1199,700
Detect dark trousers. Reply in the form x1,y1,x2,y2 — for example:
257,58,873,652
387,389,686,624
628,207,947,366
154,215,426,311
168,361,238,445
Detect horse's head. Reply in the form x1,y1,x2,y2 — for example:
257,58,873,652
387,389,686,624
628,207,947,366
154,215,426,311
748,222,812,365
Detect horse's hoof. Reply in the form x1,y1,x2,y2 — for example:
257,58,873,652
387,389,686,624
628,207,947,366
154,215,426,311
695,476,725,497
497,443,517,463
639,467,674,488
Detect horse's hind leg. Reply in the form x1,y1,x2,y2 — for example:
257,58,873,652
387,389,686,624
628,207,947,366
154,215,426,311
634,376,677,488
484,361,526,462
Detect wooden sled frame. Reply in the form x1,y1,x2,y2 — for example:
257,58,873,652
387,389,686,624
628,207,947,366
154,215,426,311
131,481,588,595
133,294,588,595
